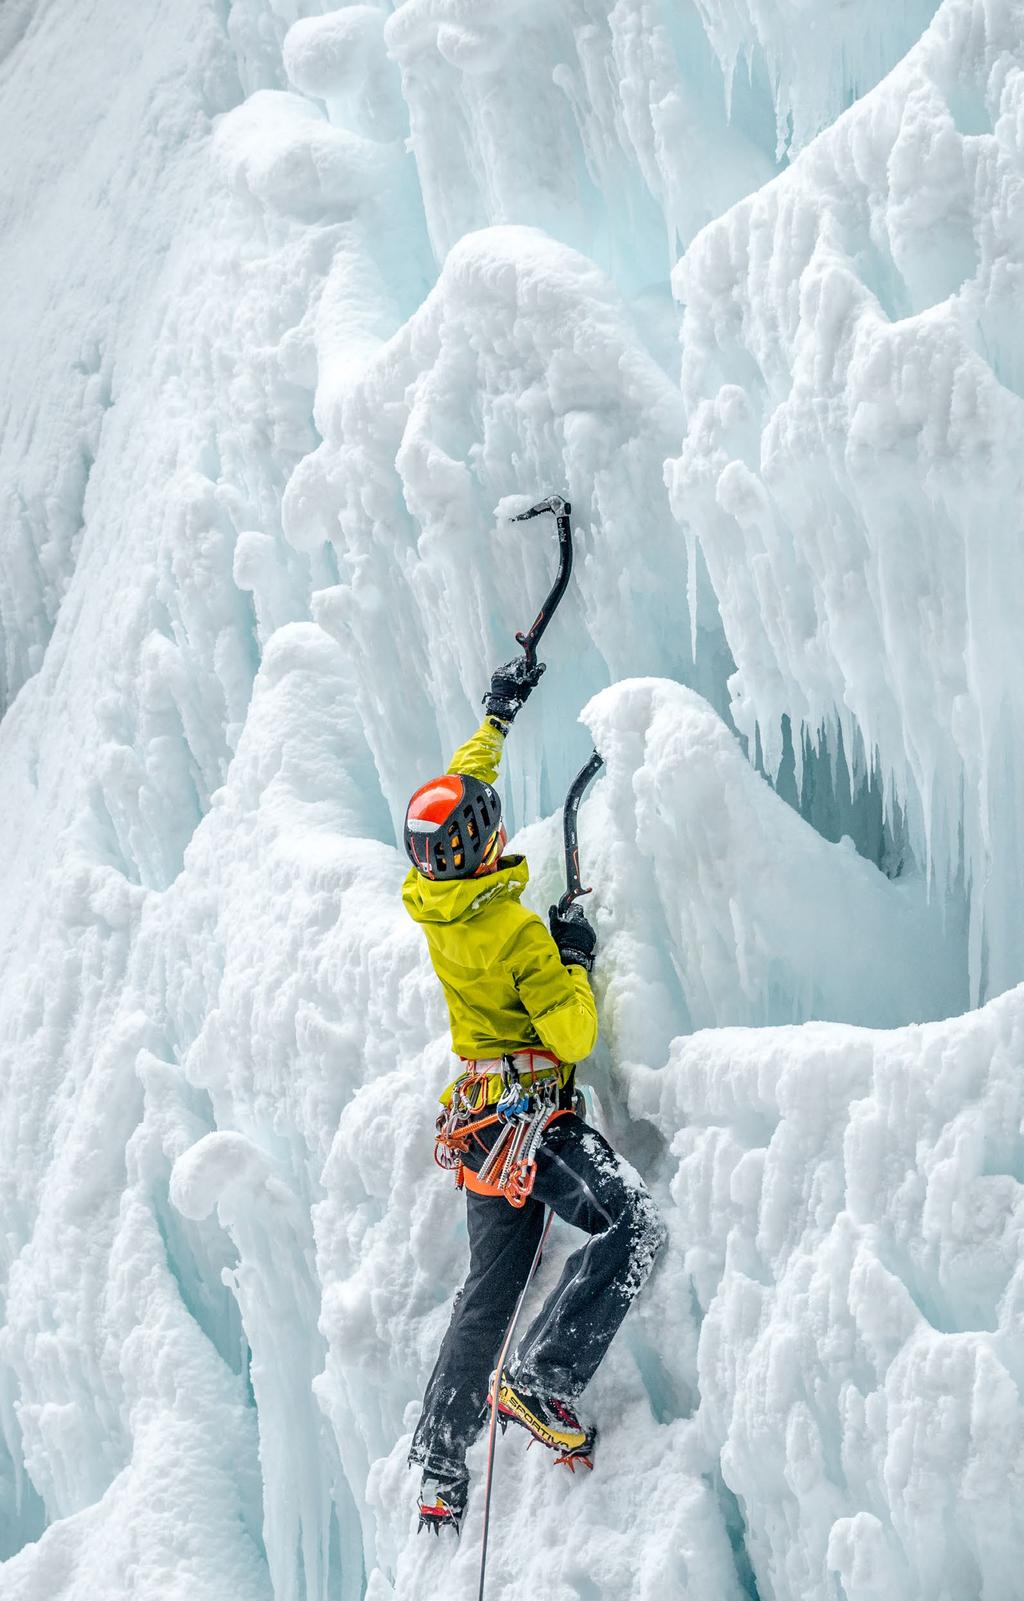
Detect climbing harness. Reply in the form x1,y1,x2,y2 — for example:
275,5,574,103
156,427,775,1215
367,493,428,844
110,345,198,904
434,1051,573,1208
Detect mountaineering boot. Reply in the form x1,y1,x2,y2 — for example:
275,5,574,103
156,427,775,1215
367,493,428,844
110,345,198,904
417,1472,468,1536
491,1380,596,1469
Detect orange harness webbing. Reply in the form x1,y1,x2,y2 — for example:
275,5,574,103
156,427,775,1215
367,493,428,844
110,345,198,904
434,1052,571,1208
459,1110,572,1204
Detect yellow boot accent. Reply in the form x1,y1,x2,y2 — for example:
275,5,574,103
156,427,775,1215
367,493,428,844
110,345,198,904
495,1382,590,1456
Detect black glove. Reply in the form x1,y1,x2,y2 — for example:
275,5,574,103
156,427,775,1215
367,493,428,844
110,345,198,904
482,655,546,727
549,902,597,972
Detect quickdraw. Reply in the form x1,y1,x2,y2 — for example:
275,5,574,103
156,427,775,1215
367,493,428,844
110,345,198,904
434,1052,571,1208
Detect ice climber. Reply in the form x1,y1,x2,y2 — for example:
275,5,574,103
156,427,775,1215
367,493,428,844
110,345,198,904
402,655,666,1535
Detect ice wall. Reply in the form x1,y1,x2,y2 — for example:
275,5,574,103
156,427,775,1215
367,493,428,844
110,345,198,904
2,1,1023,1600
0,0,245,712
693,0,942,156
667,0,1024,1000
627,985,1024,1601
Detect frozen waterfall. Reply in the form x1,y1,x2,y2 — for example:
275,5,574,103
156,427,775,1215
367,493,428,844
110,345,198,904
2,1,1023,1598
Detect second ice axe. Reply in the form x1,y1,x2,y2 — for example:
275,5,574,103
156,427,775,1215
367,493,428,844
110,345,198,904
557,749,604,918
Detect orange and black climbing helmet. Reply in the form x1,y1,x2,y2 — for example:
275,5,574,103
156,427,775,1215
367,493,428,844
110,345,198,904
404,773,505,879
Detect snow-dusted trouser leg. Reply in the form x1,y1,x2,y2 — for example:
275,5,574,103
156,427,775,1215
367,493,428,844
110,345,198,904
507,1115,666,1398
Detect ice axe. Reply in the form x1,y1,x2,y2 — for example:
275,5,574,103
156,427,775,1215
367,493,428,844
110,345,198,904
557,748,604,918
506,495,603,906
508,494,574,672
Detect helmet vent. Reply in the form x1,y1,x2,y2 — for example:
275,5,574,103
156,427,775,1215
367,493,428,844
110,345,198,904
404,771,503,880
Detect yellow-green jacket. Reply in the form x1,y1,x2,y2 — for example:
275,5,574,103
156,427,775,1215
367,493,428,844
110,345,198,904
402,719,598,1103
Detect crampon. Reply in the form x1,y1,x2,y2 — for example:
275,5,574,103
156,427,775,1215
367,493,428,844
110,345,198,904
417,1474,467,1536
489,1380,595,1470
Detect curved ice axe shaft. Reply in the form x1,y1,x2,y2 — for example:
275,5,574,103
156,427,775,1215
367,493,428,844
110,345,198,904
509,495,574,670
557,749,604,918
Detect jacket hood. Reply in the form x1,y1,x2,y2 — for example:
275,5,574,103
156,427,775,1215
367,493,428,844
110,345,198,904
402,855,530,927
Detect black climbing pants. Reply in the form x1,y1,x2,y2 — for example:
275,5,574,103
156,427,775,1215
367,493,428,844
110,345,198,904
410,1113,666,1482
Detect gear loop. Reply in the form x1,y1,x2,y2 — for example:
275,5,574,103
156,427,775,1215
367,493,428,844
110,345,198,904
433,1053,574,1207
